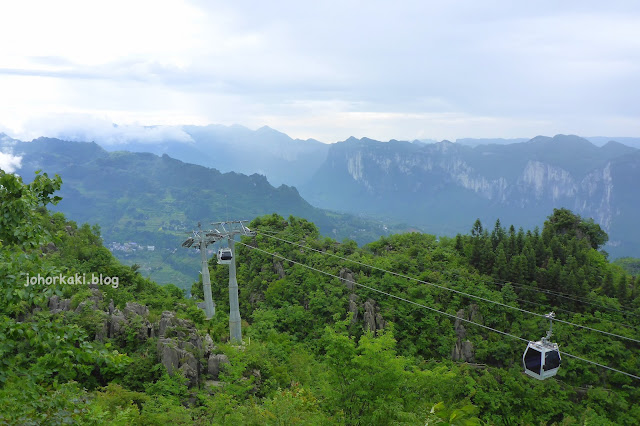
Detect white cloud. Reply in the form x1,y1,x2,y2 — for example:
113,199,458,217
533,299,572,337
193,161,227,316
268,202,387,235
0,152,22,173
0,1,639,141
16,114,195,145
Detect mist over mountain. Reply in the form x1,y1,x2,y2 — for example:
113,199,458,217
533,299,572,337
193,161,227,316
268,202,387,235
61,124,331,187
454,137,529,146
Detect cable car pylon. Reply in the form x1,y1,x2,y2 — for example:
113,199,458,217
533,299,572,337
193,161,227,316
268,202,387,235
181,222,218,319
182,220,255,343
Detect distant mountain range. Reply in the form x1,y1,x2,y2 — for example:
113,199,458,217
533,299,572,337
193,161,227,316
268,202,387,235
2,126,639,261
0,135,401,287
300,134,640,258
96,124,328,188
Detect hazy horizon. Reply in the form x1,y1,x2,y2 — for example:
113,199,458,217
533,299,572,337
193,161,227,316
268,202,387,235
2,120,640,148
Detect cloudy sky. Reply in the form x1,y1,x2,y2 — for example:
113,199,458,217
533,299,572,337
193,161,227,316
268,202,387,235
1,0,639,143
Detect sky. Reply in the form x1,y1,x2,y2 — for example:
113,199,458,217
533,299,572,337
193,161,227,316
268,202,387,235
1,0,639,144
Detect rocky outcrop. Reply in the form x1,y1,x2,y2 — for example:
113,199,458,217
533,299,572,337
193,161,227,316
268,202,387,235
154,310,228,388
157,338,182,375
339,268,356,290
124,301,149,317
48,289,227,388
363,298,385,333
249,291,265,305
48,295,72,314
157,337,202,388
451,304,481,362
207,354,230,380
108,309,127,340
74,288,104,313
348,293,359,324
273,260,285,279
344,275,385,334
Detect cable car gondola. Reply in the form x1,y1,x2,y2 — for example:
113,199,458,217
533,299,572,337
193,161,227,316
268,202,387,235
523,312,561,380
217,247,233,265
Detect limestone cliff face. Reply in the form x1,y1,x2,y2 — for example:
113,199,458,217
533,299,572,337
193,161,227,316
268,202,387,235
303,135,639,256
576,163,616,232
519,161,577,201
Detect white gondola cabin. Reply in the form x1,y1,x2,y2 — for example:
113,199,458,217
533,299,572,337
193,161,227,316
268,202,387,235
523,340,561,380
523,312,561,380
217,247,233,264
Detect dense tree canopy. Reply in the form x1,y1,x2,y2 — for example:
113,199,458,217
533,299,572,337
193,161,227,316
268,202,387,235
1,170,639,424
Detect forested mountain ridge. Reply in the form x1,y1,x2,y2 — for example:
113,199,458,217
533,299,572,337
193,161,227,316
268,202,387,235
52,124,330,188
301,134,640,258
5,129,640,259
1,169,639,423
1,137,400,287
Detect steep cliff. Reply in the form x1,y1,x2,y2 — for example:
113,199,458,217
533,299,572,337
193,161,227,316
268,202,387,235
301,135,640,257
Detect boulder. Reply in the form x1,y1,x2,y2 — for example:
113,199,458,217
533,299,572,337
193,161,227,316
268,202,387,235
157,338,181,375
158,311,176,337
202,334,216,357
452,339,475,363
49,295,72,313
207,354,230,380
348,293,359,324
273,260,285,279
108,309,127,339
249,291,265,305
124,302,149,318
339,268,356,290
451,305,480,362
180,363,199,388
363,298,384,333
375,311,385,331
95,316,109,342
89,288,103,304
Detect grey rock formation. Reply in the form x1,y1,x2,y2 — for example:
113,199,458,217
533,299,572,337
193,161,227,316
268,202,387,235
451,305,478,362
363,298,384,333
249,291,265,305
158,311,176,337
207,354,230,380
119,302,154,341
108,309,127,339
50,291,216,389
124,302,149,317
157,338,181,375
348,293,359,324
339,268,356,290
180,363,199,388
273,259,285,279
48,295,72,314
89,288,103,305
95,314,109,342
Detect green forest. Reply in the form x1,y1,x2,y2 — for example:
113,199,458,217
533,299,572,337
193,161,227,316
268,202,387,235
1,169,639,425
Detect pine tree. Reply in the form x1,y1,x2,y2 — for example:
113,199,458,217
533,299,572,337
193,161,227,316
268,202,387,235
491,219,505,250
602,270,615,297
493,242,508,281
516,227,525,254
616,275,629,301
523,240,536,282
481,237,495,275
470,219,484,269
